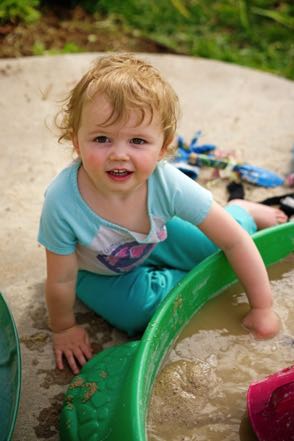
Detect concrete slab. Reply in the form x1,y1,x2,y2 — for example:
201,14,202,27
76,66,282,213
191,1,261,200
0,53,293,441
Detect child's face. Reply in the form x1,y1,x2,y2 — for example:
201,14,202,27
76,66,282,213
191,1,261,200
73,93,166,196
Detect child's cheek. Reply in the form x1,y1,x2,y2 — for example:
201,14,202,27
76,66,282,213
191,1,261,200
86,150,103,166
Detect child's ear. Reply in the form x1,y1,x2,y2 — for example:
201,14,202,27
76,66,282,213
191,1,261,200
72,134,80,156
159,136,172,159
159,145,167,160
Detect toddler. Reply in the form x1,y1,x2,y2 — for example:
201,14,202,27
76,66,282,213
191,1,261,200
38,53,287,374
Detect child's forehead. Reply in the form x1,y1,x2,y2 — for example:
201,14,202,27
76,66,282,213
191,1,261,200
84,93,112,114
81,92,160,128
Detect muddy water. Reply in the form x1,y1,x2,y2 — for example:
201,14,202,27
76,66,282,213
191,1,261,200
148,255,294,441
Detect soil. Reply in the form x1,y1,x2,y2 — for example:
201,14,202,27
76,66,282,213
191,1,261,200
0,5,174,58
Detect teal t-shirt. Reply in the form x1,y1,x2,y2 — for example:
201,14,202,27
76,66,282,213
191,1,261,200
38,160,212,275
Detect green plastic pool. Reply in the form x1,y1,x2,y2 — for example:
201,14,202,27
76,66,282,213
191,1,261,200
0,292,21,441
60,222,294,441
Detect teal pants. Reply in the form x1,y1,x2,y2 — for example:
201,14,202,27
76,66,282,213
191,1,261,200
76,205,256,335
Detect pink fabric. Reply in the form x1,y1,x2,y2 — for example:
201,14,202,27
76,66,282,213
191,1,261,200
247,365,294,441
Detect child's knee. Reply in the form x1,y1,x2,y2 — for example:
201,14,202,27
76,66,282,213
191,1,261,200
114,271,168,334
225,204,257,235
113,269,183,335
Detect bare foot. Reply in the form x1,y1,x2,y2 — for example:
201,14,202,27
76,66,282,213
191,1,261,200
228,199,288,229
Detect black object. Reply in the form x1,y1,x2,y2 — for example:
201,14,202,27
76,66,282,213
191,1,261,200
227,181,245,201
259,193,294,217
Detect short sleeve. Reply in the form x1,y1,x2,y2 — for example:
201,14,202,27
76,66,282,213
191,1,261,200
151,162,213,225
38,186,77,255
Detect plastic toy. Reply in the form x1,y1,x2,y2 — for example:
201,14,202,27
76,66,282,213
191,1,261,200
191,154,284,187
173,132,284,188
60,222,294,441
0,292,21,441
177,130,217,154
247,365,294,441
171,161,200,180
171,131,215,179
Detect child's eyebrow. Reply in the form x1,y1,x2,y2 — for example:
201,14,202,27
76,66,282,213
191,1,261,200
93,124,155,133
94,123,111,129
89,125,114,133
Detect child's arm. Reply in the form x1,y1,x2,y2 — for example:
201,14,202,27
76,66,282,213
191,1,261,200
198,201,280,339
45,249,92,374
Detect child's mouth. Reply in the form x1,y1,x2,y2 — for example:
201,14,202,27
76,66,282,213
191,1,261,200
107,169,133,180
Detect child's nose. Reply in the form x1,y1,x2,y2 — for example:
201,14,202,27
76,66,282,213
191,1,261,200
109,143,129,161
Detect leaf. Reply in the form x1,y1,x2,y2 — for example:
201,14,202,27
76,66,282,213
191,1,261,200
252,7,294,30
238,0,251,31
170,0,190,18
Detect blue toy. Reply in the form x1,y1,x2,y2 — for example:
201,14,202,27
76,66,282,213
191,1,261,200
172,131,214,179
236,164,284,188
173,131,284,188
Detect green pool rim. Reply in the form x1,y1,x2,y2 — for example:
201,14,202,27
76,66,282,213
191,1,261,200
113,222,294,440
0,292,22,441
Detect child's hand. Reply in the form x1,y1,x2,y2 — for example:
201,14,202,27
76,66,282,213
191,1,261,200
242,307,280,340
52,325,93,374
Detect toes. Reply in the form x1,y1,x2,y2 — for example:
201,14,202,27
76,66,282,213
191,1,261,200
275,209,288,223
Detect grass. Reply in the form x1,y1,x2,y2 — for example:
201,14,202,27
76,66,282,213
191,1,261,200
88,0,294,80
32,41,83,56
1,0,293,79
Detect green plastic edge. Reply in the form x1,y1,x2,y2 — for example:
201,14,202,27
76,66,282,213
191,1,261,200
60,222,294,441
111,222,294,441
0,292,22,441
60,340,140,441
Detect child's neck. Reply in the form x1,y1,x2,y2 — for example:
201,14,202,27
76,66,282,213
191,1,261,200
78,167,151,234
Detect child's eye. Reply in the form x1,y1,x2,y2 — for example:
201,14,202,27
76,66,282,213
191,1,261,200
94,136,110,143
131,138,146,145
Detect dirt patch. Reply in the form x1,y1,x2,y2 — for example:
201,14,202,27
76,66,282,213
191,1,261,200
34,392,64,439
0,5,174,58
21,331,50,351
149,359,217,428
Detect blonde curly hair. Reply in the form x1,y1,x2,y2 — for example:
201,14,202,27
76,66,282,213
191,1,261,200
55,53,180,158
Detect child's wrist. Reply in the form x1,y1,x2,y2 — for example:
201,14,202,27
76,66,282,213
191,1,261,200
48,318,76,333
250,304,273,312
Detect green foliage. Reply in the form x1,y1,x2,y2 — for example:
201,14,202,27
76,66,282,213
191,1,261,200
81,0,294,79
32,41,46,56
32,41,82,56
61,42,82,53
0,0,40,23
2,0,293,79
